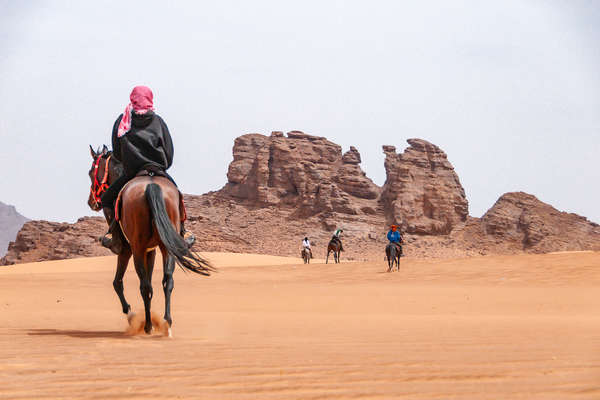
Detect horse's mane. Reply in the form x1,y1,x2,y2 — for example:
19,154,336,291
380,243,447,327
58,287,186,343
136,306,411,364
96,147,122,173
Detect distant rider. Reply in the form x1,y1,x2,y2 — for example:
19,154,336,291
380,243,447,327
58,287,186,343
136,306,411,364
387,225,403,256
302,237,313,259
331,228,344,251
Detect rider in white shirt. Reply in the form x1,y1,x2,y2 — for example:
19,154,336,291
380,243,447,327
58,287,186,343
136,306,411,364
302,237,313,259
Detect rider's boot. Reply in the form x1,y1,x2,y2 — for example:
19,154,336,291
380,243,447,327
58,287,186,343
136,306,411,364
100,207,122,255
180,221,195,248
396,243,403,257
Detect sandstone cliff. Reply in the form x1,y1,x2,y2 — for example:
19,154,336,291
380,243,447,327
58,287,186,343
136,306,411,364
479,192,600,253
223,131,380,217
1,217,111,265
381,139,468,234
3,132,599,265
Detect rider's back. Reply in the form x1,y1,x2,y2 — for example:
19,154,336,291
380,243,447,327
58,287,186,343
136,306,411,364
387,230,401,243
112,111,174,178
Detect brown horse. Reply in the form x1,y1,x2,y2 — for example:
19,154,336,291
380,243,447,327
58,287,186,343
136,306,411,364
326,239,342,264
88,146,213,336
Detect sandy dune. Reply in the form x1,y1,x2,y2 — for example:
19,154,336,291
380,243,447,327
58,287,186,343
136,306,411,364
1,252,599,399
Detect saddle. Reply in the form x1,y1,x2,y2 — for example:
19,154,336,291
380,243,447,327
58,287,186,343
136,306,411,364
114,172,187,223
390,241,403,255
329,236,344,251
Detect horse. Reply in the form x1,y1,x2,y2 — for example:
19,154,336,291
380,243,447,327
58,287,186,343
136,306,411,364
385,243,401,272
326,239,342,264
302,248,311,264
88,145,213,336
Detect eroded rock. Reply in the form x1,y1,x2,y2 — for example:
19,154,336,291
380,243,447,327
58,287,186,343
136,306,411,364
380,139,468,234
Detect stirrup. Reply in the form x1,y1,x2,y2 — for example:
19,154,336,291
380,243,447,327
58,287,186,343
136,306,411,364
100,232,122,255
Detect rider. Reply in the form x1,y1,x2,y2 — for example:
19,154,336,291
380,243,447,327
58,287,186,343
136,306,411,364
302,237,313,259
99,85,194,254
331,228,344,251
386,224,403,256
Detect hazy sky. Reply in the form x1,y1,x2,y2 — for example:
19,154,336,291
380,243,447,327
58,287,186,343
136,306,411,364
1,1,599,223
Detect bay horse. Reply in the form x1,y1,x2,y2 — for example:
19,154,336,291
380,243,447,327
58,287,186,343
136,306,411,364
326,239,342,264
385,243,400,272
88,145,213,336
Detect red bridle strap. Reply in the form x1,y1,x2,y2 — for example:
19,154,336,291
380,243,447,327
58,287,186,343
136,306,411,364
91,155,112,206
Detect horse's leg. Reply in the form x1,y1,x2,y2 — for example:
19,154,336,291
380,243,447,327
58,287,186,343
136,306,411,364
113,245,132,314
145,249,156,331
161,246,175,332
386,249,391,272
133,249,154,334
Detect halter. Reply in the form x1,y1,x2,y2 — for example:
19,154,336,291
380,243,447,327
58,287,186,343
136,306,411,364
90,155,112,206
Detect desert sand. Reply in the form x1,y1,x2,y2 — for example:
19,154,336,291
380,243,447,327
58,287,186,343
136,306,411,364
1,251,599,399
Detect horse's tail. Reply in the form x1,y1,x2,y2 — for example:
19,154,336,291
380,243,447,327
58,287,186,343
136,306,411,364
145,183,214,276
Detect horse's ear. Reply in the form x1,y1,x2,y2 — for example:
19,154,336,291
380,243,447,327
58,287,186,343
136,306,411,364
102,144,108,154
89,145,96,159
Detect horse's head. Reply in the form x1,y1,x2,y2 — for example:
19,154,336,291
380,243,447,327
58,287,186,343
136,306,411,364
87,145,122,211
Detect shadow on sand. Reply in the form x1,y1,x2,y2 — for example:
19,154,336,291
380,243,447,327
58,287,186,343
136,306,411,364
26,328,126,339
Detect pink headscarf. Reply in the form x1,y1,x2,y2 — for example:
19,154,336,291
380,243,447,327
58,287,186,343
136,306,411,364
117,86,155,137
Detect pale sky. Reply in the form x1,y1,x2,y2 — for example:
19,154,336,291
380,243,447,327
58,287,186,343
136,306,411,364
1,1,599,223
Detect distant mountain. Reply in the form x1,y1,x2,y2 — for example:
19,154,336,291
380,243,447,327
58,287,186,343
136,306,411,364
0,202,29,257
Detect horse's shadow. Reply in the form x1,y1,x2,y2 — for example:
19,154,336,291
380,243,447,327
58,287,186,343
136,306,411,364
27,328,126,339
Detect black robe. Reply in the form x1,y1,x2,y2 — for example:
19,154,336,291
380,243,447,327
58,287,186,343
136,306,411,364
112,111,174,177
101,111,175,208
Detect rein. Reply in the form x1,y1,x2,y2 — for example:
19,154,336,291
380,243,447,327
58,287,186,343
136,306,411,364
90,155,112,206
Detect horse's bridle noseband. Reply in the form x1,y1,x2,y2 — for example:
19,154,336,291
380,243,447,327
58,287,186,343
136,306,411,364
90,155,112,209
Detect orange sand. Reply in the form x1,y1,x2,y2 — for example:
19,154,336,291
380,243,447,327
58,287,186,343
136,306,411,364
1,252,599,399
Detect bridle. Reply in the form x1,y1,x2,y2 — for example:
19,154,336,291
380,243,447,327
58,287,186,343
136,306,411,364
90,155,112,208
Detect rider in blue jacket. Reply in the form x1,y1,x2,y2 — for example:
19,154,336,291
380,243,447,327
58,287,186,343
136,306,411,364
387,225,403,256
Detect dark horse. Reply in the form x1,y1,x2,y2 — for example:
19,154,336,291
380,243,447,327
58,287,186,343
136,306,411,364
385,243,401,272
326,239,342,264
88,146,213,336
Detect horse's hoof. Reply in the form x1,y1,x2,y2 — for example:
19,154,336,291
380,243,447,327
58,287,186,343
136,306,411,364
127,311,136,324
167,327,173,338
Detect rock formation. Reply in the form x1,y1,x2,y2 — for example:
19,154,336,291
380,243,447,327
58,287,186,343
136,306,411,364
0,202,29,257
223,131,380,216
480,192,600,253
381,139,468,234
3,133,599,265
1,217,111,265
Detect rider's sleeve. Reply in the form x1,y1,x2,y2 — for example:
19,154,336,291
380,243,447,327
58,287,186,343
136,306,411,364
386,230,392,241
158,116,174,169
111,114,123,161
